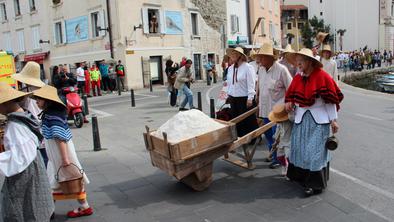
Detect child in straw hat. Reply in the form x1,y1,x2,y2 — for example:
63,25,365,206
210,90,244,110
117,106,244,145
33,85,93,218
321,45,339,84
0,82,54,221
269,104,294,176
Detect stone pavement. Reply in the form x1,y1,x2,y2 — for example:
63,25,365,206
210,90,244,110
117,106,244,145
0,83,389,222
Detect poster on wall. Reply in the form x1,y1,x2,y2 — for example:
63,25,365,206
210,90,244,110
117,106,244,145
65,16,89,43
165,11,183,35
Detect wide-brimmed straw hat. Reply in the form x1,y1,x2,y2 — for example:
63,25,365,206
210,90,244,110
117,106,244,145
226,47,247,60
12,61,45,88
268,104,289,123
320,44,332,57
287,48,323,68
249,49,257,59
255,43,277,60
33,85,66,107
0,82,31,105
316,32,329,44
283,44,295,54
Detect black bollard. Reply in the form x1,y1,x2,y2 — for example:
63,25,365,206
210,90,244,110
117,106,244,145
213,73,217,84
197,92,202,111
130,89,135,107
82,95,89,115
149,79,153,92
117,76,121,96
210,98,215,118
92,114,101,151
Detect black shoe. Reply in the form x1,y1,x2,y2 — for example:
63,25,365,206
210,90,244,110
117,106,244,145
313,188,323,195
263,157,272,163
190,106,197,110
179,107,188,111
304,188,314,197
269,162,281,169
50,212,55,220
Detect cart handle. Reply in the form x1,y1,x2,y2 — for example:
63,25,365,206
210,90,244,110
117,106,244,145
230,107,258,124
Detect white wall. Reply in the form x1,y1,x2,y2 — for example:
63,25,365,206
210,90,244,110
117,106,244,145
226,0,248,43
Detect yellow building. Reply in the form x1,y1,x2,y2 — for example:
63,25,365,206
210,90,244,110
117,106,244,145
280,4,308,50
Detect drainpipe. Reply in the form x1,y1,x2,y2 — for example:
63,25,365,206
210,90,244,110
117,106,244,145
246,0,252,46
106,0,114,59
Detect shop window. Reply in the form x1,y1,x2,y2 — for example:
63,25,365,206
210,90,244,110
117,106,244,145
14,0,21,16
0,3,7,21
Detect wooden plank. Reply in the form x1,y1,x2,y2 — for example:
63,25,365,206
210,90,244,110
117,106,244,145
229,106,258,124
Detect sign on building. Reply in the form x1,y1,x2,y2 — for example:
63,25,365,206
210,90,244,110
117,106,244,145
65,16,89,43
164,11,183,35
0,52,16,87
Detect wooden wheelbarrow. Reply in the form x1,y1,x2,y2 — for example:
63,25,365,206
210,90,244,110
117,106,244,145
143,107,275,191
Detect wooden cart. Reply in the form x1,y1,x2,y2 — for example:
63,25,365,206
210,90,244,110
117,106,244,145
143,107,275,191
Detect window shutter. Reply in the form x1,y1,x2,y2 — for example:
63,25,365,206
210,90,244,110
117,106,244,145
99,9,106,36
62,21,67,43
141,8,149,34
236,16,239,32
159,10,165,34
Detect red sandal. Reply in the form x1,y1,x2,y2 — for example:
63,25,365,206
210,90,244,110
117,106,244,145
67,207,94,218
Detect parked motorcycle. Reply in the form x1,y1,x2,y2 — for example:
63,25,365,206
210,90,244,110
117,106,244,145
62,86,84,128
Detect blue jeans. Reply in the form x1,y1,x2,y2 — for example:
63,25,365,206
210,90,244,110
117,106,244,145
263,118,278,164
180,84,194,108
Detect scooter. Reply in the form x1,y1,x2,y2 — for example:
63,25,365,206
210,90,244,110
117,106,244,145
62,86,84,128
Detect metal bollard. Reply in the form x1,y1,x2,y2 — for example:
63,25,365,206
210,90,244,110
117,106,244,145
210,98,215,118
213,73,217,84
197,92,202,111
92,114,101,151
82,95,89,115
149,79,153,92
130,89,135,107
207,72,211,86
117,76,121,96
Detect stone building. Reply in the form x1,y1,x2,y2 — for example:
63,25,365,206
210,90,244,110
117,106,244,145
280,4,308,51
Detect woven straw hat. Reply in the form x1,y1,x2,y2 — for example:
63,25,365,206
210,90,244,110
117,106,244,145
0,82,31,105
226,47,247,60
33,85,66,107
12,61,45,87
283,44,295,54
255,43,277,59
249,49,257,59
320,44,332,57
316,32,329,44
287,48,323,68
268,104,289,123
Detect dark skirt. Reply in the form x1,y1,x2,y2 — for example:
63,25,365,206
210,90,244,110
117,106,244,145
228,96,258,137
287,162,330,190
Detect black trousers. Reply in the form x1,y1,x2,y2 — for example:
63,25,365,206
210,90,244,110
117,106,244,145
102,76,111,91
228,96,258,137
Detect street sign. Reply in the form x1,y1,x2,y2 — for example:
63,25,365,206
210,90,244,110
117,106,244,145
0,52,16,87
126,50,135,55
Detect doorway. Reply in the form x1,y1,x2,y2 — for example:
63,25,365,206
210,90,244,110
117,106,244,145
193,54,202,80
149,56,163,85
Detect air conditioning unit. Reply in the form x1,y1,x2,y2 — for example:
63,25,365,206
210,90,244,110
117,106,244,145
52,0,61,5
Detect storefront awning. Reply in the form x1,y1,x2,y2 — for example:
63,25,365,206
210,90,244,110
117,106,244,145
24,52,49,63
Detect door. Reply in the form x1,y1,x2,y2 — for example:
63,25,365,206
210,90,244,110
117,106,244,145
193,54,202,80
149,56,163,85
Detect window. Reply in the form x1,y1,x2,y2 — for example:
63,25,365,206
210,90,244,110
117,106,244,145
31,26,40,50
3,32,12,51
260,0,265,8
29,0,36,12
287,23,292,30
142,7,164,34
392,0,394,16
0,3,7,21
191,12,199,36
269,22,273,39
148,9,159,34
230,14,239,33
298,23,304,30
320,0,322,3
268,0,272,12
320,11,323,16
13,0,20,16
261,19,265,36
91,11,100,37
54,21,64,44
16,30,25,52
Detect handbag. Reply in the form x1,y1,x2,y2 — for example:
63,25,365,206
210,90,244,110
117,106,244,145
216,104,232,121
55,163,85,195
325,135,338,151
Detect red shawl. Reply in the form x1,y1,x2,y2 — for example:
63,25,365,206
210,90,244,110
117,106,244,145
285,68,344,110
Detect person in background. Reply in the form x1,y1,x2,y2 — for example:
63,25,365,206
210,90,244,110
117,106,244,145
174,59,195,111
279,45,297,77
180,57,187,67
99,60,111,93
115,60,126,91
321,45,339,84
76,62,86,95
84,64,91,97
90,63,102,96
0,82,54,221
33,85,93,218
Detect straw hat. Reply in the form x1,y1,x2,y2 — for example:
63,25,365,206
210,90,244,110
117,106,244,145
320,44,332,57
255,43,277,59
226,47,247,60
249,49,257,59
287,48,323,68
32,85,66,107
12,61,45,88
268,104,289,123
316,32,329,44
283,44,295,54
0,82,31,105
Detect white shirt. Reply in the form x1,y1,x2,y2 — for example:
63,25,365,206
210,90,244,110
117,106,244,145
76,67,85,82
314,55,321,61
322,58,339,84
294,98,338,124
273,120,293,149
258,62,293,118
0,121,39,177
24,97,42,122
249,61,259,79
227,62,256,100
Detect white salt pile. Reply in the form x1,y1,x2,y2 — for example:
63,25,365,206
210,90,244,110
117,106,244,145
152,109,225,143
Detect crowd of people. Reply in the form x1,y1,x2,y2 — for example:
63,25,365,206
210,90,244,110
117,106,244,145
333,49,393,72
0,62,94,221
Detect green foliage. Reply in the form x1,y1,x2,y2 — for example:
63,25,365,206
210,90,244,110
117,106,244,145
301,16,333,48
300,22,314,48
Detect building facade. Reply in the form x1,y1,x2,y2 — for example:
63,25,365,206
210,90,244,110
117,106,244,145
0,0,51,82
379,0,394,52
280,4,308,51
1,0,226,89
226,0,249,47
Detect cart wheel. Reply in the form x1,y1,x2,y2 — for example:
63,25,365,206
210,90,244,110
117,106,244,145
180,163,213,191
